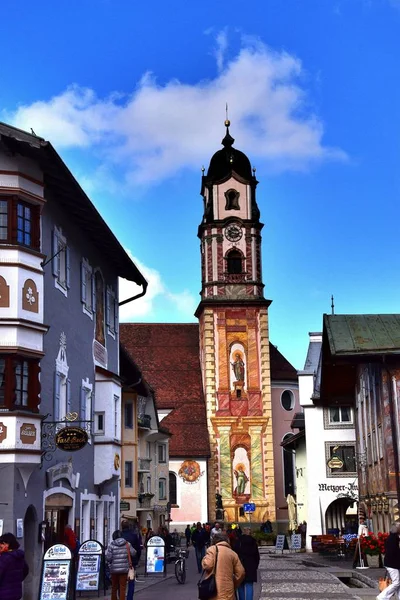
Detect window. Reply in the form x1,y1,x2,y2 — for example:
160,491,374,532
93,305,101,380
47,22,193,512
0,197,40,249
158,444,166,463
0,356,40,411
169,473,177,505
125,462,133,487
329,406,353,424
225,189,240,210
146,476,151,493
106,287,118,337
227,250,242,274
95,412,105,434
326,443,357,477
281,390,295,411
81,259,94,316
80,380,93,434
114,395,119,438
159,478,166,500
124,403,133,429
52,227,70,295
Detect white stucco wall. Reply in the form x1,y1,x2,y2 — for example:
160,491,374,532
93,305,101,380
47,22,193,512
169,459,208,529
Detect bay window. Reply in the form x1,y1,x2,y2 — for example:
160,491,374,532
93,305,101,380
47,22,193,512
0,355,40,411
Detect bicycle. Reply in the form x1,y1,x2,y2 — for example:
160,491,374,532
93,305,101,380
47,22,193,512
174,547,188,584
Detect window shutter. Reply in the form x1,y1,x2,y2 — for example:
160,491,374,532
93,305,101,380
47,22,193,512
92,274,96,313
80,387,86,421
106,290,110,327
81,262,87,304
66,378,71,413
52,230,58,277
66,247,71,289
53,372,61,421
114,299,118,334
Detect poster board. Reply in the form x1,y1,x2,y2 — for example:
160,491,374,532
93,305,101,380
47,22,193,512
76,540,104,592
291,533,302,551
275,534,285,553
145,536,166,576
39,544,72,600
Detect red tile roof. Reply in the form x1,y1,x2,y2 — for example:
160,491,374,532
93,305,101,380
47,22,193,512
120,323,210,458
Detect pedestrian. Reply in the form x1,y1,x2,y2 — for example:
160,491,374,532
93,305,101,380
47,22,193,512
106,530,136,600
0,533,29,600
210,521,222,543
185,524,191,547
352,516,369,568
376,523,400,600
144,527,154,546
63,524,78,555
202,531,245,600
192,522,209,573
121,521,141,600
233,527,260,600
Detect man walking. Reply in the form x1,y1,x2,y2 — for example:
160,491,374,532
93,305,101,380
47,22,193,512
192,522,209,573
376,523,400,600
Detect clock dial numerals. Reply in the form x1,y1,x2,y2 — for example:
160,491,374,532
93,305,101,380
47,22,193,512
225,225,242,242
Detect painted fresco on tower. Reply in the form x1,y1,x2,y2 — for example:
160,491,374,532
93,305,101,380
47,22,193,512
232,447,250,498
230,344,246,390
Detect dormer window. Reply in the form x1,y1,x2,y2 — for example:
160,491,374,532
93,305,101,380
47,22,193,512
0,197,40,250
227,249,243,274
225,189,240,210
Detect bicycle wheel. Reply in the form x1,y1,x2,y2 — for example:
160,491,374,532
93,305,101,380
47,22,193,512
175,560,186,584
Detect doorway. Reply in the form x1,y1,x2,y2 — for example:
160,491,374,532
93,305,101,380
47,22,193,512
23,505,38,600
44,492,73,550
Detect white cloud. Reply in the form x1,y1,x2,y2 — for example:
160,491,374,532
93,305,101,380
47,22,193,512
6,34,346,186
119,251,197,322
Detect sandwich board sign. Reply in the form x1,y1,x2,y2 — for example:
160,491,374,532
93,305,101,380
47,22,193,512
291,533,302,551
275,534,285,553
39,544,73,600
145,536,166,576
76,540,105,594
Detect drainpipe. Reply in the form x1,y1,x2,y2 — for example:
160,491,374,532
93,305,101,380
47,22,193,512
119,281,148,307
383,360,400,519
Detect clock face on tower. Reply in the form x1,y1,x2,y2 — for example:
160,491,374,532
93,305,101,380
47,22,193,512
225,224,242,242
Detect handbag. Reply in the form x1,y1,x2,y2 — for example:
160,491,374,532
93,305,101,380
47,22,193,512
126,543,135,581
198,546,218,600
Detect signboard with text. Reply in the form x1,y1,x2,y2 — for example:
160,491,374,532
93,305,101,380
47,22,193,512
145,536,166,576
76,540,104,592
39,544,72,600
243,503,256,513
275,534,285,553
291,533,302,551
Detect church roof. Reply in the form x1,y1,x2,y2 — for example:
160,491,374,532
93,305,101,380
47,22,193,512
206,123,253,182
120,323,210,458
269,344,298,381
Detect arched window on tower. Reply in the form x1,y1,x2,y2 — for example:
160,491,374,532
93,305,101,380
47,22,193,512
225,189,240,210
169,472,177,505
227,249,243,274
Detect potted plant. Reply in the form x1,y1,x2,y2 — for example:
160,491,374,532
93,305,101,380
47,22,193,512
359,531,388,568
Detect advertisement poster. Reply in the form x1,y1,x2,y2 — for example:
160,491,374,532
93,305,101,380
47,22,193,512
146,536,165,574
39,560,70,600
76,555,100,590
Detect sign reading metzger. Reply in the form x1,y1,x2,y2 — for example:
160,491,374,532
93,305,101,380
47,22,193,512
56,427,88,452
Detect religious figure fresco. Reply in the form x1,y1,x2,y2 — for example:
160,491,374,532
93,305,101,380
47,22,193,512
232,446,250,497
231,352,245,381
234,463,249,495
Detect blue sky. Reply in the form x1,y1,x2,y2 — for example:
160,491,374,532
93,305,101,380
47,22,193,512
2,0,400,369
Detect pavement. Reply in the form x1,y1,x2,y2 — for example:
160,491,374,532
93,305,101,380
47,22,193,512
73,546,385,600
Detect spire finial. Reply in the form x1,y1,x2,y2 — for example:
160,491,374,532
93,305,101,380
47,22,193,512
331,294,335,315
224,102,230,128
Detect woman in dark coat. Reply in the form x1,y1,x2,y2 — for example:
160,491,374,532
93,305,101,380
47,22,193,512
233,528,260,600
0,533,29,600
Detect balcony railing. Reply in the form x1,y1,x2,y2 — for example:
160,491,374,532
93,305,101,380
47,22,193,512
138,414,151,429
138,493,154,508
138,458,152,472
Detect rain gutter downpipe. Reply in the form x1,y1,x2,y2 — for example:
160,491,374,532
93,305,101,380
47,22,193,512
119,280,148,307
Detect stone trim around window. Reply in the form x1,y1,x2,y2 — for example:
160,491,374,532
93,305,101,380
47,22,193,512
323,407,354,430
325,441,357,478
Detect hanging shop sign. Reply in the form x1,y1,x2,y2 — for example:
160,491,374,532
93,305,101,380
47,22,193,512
76,540,104,592
327,456,344,469
55,427,88,452
39,544,73,600
145,536,166,576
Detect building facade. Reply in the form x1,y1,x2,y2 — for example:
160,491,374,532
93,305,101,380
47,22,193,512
0,123,146,598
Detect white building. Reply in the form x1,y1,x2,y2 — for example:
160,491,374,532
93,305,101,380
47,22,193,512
298,332,358,550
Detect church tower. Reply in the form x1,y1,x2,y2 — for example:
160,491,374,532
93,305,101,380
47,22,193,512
196,120,276,524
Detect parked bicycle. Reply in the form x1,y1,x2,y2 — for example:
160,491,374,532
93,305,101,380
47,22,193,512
174,547,188,584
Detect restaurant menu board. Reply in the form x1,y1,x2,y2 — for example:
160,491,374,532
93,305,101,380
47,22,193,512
291,533,302,550
76,540,103,591
146,536,165,575
275,534,285,553
39,545,72,600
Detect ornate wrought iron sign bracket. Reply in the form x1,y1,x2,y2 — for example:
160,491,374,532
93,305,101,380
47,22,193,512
41,412,92,465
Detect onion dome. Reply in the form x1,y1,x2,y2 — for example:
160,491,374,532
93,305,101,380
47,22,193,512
207,120,253,182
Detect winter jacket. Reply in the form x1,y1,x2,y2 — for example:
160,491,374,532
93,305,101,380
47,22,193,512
0,549,29,600
202,541,245,600
384,533,400,569
121,530,141,566
106,537,136,574
192,527,209,549
233,534,260,583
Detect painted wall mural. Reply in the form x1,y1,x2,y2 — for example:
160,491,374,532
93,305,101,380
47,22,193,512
230,343,246,390
178,460,202,484
0,276,10,308
232,446,250,498
22,279,39,313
